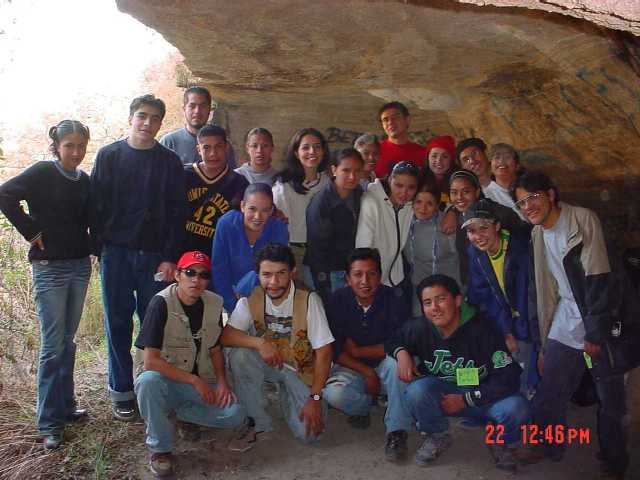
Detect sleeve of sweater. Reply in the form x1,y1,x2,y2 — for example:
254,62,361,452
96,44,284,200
305,193,333,298
579,209,612,345
463,324,522,408
89,148,109,253
0,163,43,242
273,219,290,246
383,293,411,354
272,182,290,222
162,155,188,263
211,214,238,313
527,241,542,348
386,317,421,358
355,194,378,248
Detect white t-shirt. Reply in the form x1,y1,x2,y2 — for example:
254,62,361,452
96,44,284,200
483,181,526,221
272,173,330,243
542,208,586,349
228,282,334,349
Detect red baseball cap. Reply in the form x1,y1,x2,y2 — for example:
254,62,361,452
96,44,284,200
177,251,211,271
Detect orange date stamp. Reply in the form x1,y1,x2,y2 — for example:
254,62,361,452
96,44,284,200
485,424,591,445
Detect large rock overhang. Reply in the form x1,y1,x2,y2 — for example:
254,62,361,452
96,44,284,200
117,0,640,225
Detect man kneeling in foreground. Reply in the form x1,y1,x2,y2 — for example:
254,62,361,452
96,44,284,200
135,251,246,477
221,243,334,445
389,274,530,471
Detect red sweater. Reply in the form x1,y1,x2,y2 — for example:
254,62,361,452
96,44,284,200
375,139,427,178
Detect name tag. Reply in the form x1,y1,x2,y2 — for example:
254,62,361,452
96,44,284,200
583,352,593,369
456,367,480,386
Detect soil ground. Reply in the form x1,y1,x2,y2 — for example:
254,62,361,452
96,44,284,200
130,392,639,480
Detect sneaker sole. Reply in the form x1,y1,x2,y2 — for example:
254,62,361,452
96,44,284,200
113,412,137,422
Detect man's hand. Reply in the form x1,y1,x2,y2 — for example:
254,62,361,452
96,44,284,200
343,338,361,358
396,350,417,383
584,341,602,359
257,339,284,368
156,262,176,282
299,398,324,437
213,380,237,408
537,351,544,377
505,334,518,354
441,394,466,415
363,369,381,396
31,236,45,251
192,377,217,405
440,209,457,234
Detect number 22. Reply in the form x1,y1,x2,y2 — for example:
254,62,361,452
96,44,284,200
485,424,505,445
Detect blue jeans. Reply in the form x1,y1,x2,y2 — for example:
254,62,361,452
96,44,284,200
135,371,246,453
100,244,164,402
32,257,91,435
405,376,530,445
227,347,328,443
323,356,413,433
533,339,627,474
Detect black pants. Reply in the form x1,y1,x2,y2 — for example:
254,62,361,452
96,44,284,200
532,339,627,474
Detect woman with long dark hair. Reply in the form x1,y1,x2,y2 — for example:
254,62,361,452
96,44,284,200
273,128,330,287
0,120,92,449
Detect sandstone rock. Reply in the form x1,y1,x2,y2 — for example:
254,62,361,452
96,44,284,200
116,0,640,222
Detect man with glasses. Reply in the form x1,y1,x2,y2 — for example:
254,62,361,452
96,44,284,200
134,251,246,478
374,101,427,178
513,171,640,480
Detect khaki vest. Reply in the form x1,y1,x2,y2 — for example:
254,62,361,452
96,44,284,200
247,284,314,385
137,284,223,384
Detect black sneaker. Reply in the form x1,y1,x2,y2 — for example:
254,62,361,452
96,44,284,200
112,400,137,422
384,430,408,462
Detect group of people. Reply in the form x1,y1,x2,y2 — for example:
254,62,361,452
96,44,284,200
0,88,638,480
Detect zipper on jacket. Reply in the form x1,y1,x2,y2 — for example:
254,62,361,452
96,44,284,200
389,206,403,287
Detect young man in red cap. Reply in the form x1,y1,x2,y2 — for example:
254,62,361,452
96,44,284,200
134,251,246,478
375,101,427,178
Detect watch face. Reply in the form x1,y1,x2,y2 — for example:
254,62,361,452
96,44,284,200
311,394,321,401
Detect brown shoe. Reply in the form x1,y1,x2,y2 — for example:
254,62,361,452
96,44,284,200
150,452,173,477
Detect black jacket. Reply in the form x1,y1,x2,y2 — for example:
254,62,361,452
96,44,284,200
387,306,522,407
90,140,187,262
0,161,91,261
529,203,640,374
305,180,363,300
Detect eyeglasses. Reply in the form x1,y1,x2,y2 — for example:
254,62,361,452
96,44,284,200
181,268,211,280
514,192,543,210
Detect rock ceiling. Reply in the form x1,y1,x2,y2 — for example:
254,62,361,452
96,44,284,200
116,0,640,221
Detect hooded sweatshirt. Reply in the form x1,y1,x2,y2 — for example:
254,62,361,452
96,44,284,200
387,305,522,407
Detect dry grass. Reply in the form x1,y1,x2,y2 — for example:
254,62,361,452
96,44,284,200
0,227,147,479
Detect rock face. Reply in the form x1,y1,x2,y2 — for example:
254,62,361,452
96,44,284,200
116,0,640,222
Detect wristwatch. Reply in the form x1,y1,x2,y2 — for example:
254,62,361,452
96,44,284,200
309,393,322,401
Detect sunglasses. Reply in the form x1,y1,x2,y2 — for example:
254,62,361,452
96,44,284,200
514,192,543,210
181,268,211,280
